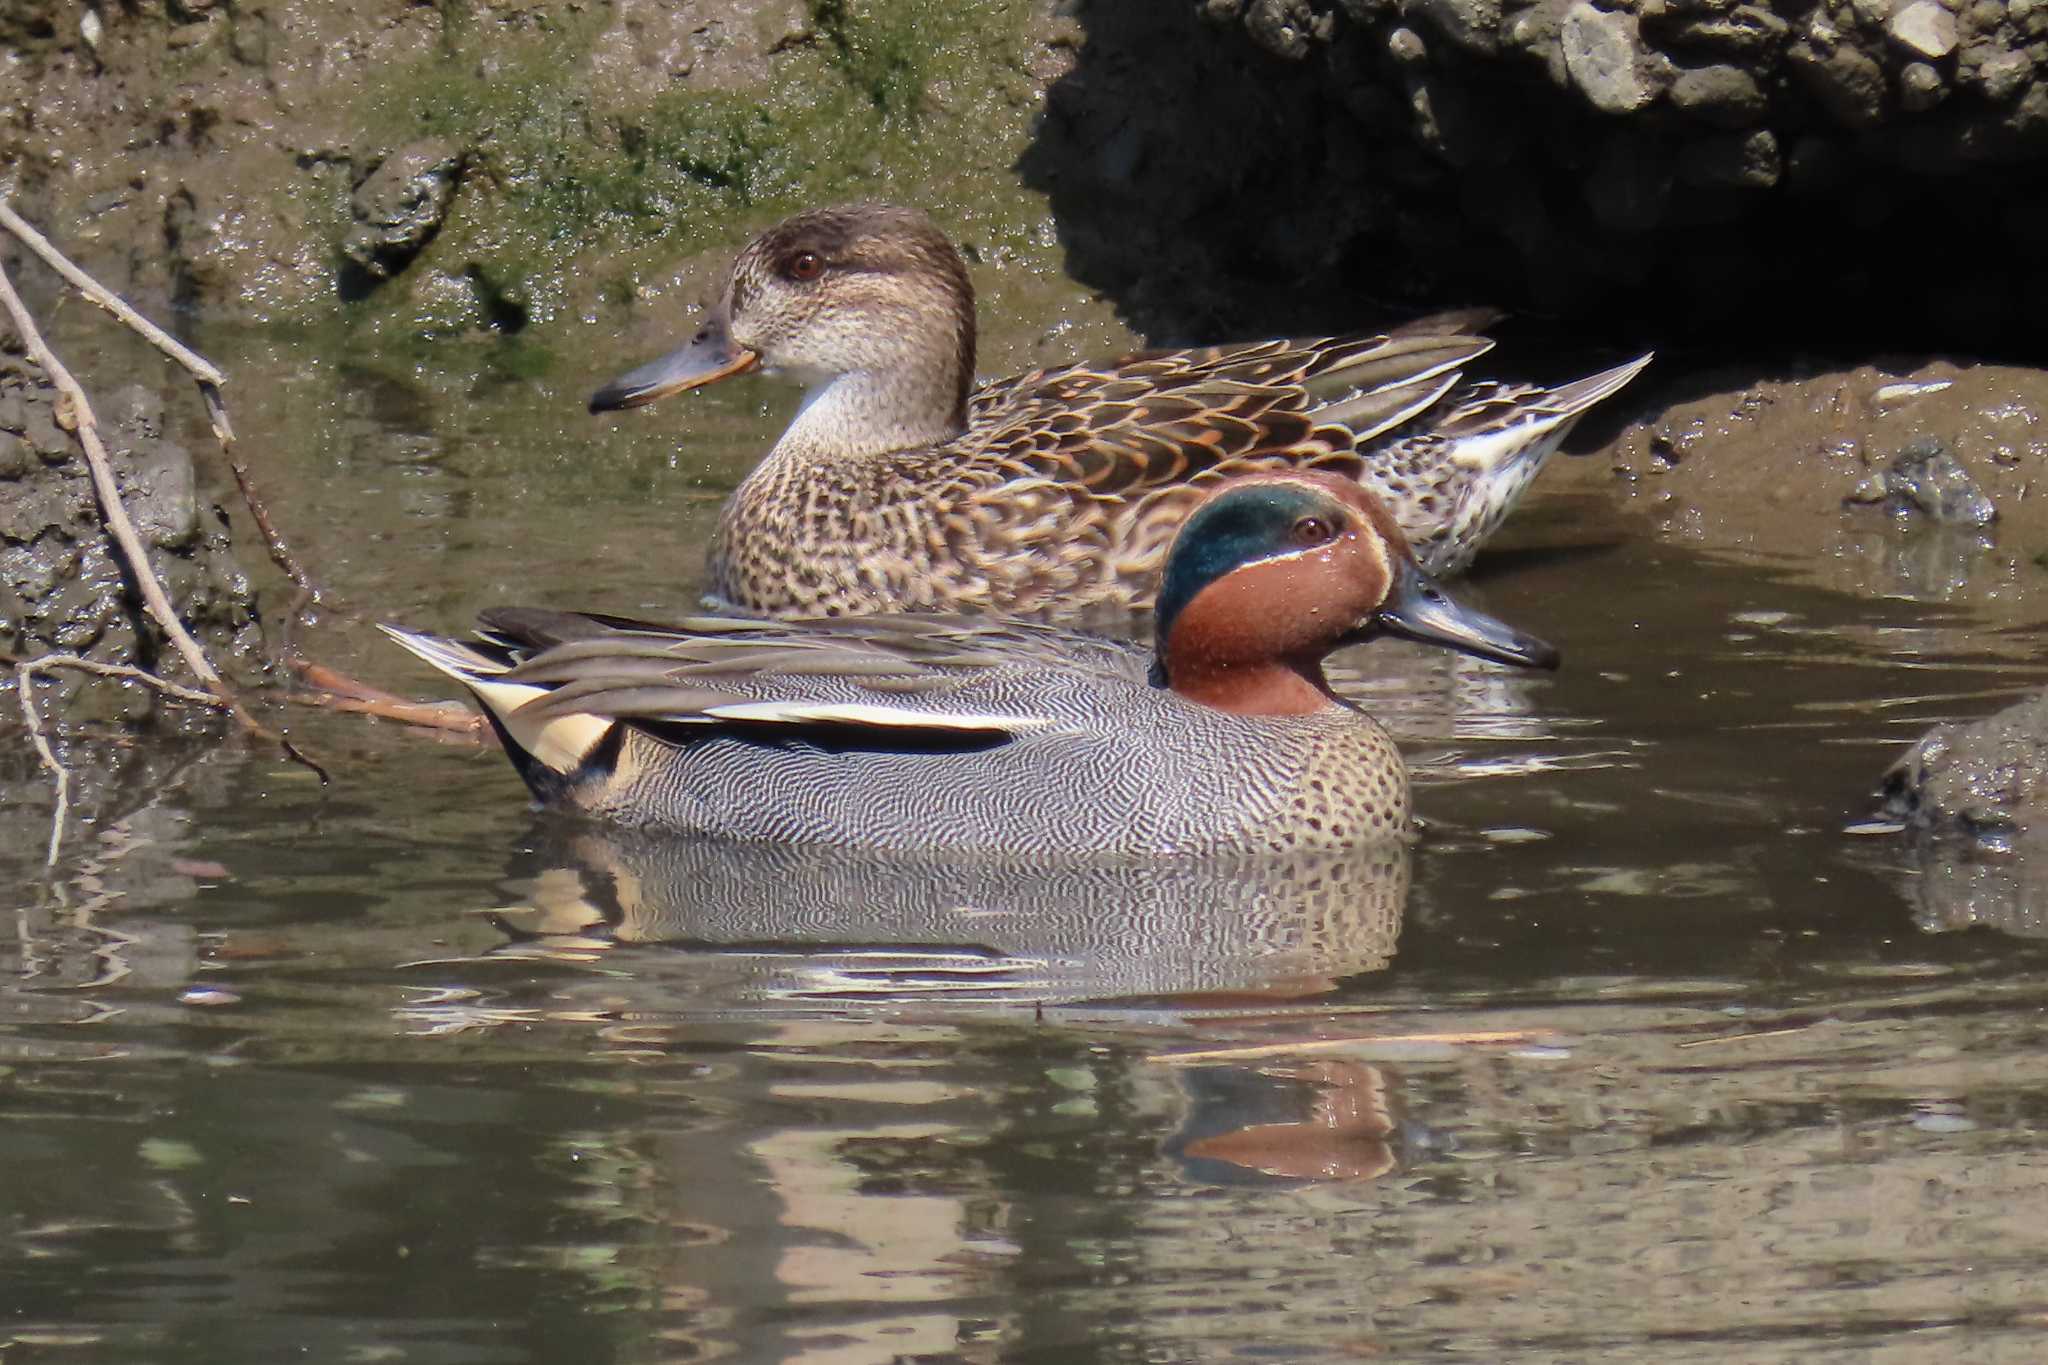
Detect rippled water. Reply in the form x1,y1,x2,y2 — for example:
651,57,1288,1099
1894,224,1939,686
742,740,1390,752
7,333,2048,1362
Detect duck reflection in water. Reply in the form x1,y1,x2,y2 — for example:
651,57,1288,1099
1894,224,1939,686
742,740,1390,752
473,823,1410,1014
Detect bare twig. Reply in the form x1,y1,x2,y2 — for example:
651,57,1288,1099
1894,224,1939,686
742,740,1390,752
0,198,325,611
0,201,226,387
8,653,232,866
0,221,333,794
15,663,71,867
288,689,486,737
2,650,231,709
0,263,227,693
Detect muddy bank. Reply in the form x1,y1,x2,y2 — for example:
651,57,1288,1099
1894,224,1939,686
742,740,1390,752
1024,1,2048,350
0,0,1083,346
1551,356,2048,623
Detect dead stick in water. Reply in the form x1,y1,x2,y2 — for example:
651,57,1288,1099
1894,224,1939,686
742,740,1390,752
0,199,325,610
0,200,225,387
15,663,70,868
0,263,228,694
6,652,237,866
0,249,331,815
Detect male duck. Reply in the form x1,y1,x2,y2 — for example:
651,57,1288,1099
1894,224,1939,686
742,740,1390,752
383,473,1558,856
590,202,1650,620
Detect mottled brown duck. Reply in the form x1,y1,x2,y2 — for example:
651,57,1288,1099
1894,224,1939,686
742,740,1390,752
590,202,1650,619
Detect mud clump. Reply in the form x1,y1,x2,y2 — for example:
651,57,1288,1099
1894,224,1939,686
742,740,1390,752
342,141,466,287
1881,691,2048,839
0,353,260,723
1845,435,1998,526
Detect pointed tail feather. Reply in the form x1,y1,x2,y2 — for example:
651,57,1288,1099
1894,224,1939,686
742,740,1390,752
1545,351,1654,422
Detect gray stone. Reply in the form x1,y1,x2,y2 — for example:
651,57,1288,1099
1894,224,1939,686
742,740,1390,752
1882,437,1997,525
1900,60,1949,111
1677,128,1781,187
1975,49,2036,102
344,139,465,281
1387,26,1428,64
125,442,201,550
1243,0,1322,59
0,433,28,480
1882,689,2048,835
22,392,70,463
1668,63,1767,126
1660,4,1789,56
1503,0,1573,88
1561,3,1659,114
1791,39,1890,127
1888,0,1959,59
1851,0,1897,29
0,389,24,434
1412,0,1504,57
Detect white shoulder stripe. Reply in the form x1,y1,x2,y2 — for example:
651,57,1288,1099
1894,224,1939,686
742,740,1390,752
699,700,1052,732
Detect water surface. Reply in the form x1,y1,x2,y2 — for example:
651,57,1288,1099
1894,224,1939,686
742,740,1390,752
7,335,2048,1363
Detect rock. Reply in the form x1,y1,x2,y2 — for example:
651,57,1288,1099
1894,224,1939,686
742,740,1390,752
22,392,70,463
1676,128,1781,187
1887,0,1959,60
1899,60,1948,111
1974,49,2035,103
1668,63,1767,127
343,140,465,283
1878,437,1997,525
1242,0,1326,59
1411,0,1504,57
1387,26,1428,65
1882,690,2048,835
1561,4,1661,114
1790,39,1889,128
1654,4,1788,57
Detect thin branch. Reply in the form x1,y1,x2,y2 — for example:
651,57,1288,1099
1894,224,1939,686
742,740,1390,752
0,200,225,386
288,689,486,736
0,262,227,693
16,664,71,868
0,198,325,611
6,652,239,866
2,650,231,708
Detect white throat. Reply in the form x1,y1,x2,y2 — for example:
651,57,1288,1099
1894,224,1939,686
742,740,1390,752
768,366,962,462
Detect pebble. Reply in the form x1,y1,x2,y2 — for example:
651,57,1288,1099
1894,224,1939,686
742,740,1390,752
1562,3,1659,114
1888,0,1959,60
1899,61,1947,112
1881,437,1997,526
178,987,242,1007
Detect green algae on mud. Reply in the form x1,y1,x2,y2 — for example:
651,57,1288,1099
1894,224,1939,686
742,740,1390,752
345,0,1066,337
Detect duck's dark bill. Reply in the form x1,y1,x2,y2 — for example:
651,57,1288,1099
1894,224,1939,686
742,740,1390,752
1366,559,1560,671
589,316,760,412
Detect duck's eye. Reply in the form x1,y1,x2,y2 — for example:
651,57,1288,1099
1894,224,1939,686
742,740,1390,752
1291,515,1335,547
785,251,825,282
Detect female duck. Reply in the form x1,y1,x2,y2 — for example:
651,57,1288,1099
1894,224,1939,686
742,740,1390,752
590,202,1649,619
383,474,1557,856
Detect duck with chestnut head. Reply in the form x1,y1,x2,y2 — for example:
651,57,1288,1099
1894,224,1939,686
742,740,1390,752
383,473,1558,856
590,202,1650,621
